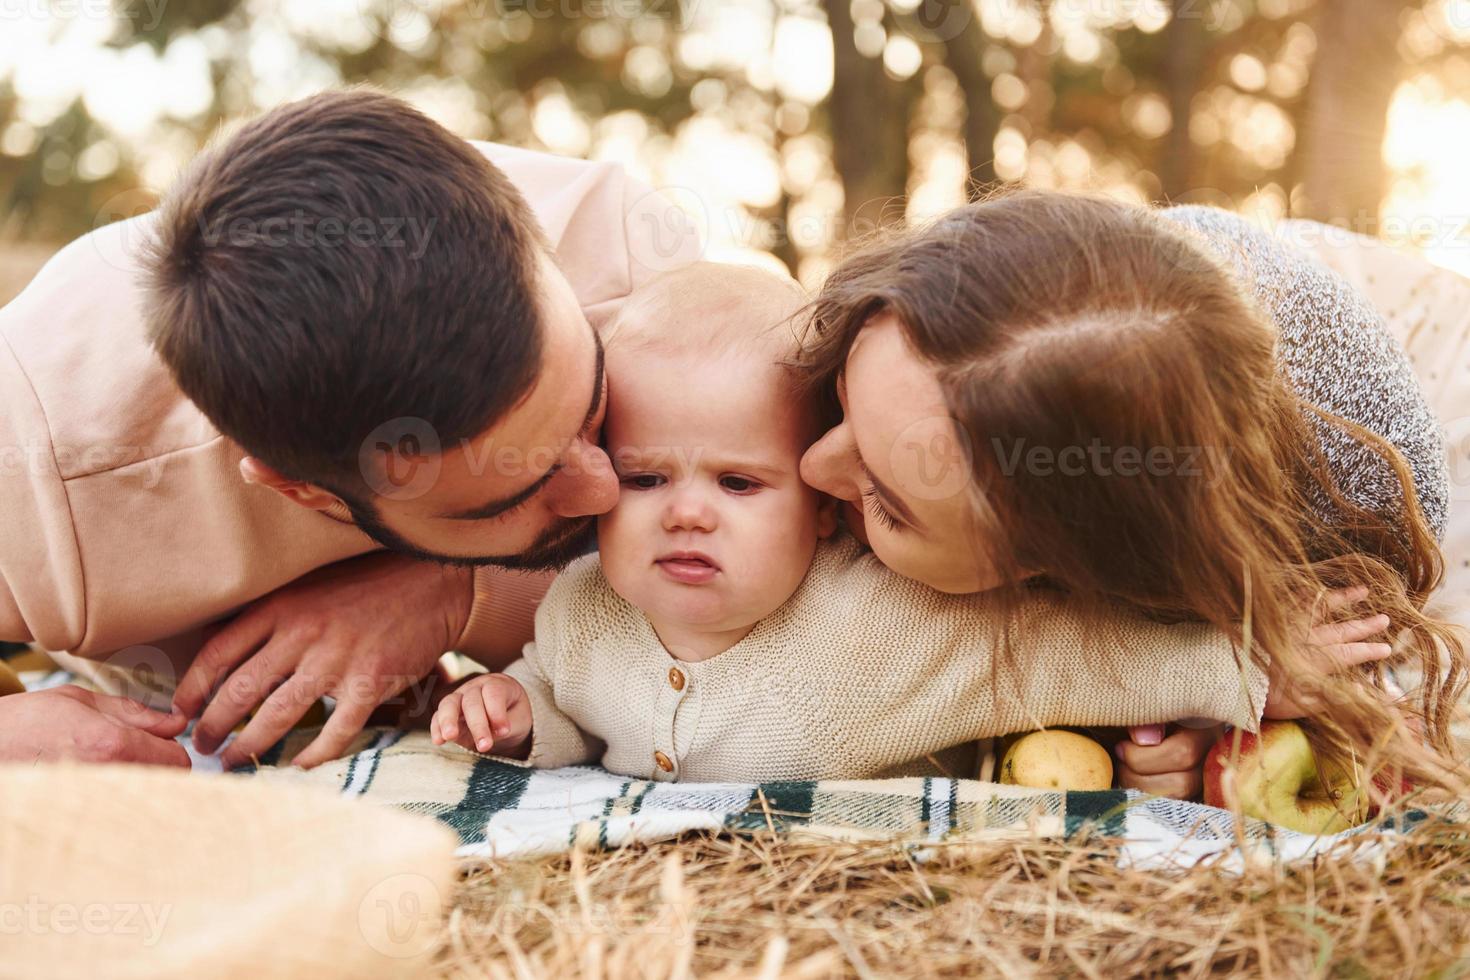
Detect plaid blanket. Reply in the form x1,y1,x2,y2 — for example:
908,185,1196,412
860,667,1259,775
243,726,1463,871
19,667,1464,870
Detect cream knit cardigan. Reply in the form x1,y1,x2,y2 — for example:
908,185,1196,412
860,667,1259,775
502,533,1269,783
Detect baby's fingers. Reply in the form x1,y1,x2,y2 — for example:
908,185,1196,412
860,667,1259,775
1309,614,1390,649
482,685,511,740
460,690,494,753
434,692,463,743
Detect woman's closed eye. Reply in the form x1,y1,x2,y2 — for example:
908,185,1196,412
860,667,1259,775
861,484,902,532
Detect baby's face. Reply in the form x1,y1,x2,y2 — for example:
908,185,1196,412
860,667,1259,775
597,344,830,641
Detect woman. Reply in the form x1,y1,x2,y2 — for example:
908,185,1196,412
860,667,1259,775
798,191,1465,795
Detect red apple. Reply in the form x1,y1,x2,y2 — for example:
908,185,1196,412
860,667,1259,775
1202,721,1368,835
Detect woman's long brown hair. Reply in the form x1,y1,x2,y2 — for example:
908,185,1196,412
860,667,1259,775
799,189,1467,792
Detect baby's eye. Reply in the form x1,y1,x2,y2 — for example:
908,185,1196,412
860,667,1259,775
621,473,665,490
719,475,761,494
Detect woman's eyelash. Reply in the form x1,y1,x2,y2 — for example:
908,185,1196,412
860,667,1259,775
861,485,901,531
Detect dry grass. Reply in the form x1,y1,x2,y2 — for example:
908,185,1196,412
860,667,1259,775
435,813,1470,979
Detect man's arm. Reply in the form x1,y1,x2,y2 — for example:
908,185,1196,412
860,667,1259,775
0,575,33,645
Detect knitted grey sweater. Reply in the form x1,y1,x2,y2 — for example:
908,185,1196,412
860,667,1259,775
1159,206,1449,543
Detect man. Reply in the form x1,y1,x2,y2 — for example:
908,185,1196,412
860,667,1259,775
0,89,700,768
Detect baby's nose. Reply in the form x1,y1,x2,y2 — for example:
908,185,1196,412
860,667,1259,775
663,488,718,532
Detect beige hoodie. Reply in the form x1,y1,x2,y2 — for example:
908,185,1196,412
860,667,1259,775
0,141,701,671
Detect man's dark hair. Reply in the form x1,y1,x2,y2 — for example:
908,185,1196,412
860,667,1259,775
145,88,546,499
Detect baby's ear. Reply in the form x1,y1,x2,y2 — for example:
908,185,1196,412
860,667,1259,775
815,494,839,539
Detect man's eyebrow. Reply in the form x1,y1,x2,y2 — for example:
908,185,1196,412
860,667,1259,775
443,328,605,522
581,330,606,434
856,453,923,529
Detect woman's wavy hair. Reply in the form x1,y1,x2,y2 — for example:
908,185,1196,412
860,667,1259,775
798,189,1466,792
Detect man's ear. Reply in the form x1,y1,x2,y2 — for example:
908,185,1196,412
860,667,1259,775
816,493,840,540
238,456,344,512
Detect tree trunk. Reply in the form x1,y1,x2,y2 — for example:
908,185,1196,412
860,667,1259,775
942,16,1000,198
1297,0,1403,227
824,0,911,237
1160,0,1208,200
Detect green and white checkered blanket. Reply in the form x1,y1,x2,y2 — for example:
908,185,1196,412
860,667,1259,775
244,726,1463,871
20,667,1464,870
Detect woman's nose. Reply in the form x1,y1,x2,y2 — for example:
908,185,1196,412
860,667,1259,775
545,441,619,518
662,486,718,533
800,423,861,502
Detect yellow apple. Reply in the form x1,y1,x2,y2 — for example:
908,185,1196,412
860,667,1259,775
999,729,1113,790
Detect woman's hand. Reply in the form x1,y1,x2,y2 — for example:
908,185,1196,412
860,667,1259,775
1264,585,1395,719
1116,586,1395,798
1116,723,1223,799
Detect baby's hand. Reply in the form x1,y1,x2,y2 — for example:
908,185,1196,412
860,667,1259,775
1265,585,1395,719
430,673,533,759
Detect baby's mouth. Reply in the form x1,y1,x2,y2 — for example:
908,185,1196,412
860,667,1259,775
656,550,719,569
655,550,721,583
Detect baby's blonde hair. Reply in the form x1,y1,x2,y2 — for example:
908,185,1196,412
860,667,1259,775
606,262,808,362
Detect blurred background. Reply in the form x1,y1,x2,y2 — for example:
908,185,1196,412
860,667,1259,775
0,0,1468,304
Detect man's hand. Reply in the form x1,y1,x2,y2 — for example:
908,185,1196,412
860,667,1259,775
0,686,190,767
430,673,532,759
173,552,473,770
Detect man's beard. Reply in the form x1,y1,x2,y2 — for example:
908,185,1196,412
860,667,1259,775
345,497,597,574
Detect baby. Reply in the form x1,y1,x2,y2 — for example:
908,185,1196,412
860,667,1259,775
429,263,1273,783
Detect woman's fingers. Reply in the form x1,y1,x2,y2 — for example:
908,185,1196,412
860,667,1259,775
1115,725,1220,776
1318,585,1371,615
1116,764,1202,800
1309,614,1390,648
1316,642,1394,669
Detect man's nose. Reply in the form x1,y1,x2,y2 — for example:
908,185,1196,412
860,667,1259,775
545,441,619,518
800,423,861,502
